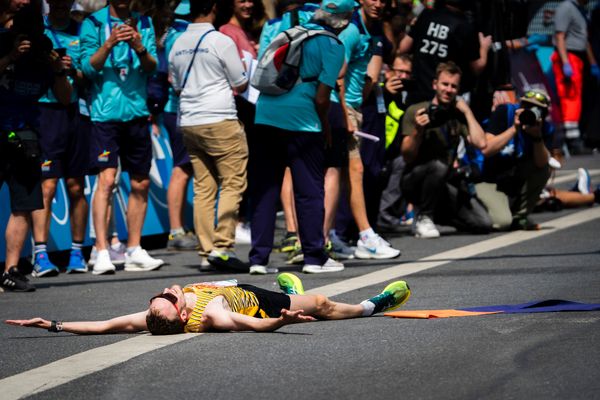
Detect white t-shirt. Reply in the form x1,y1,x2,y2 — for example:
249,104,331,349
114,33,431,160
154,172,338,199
169,23,247,126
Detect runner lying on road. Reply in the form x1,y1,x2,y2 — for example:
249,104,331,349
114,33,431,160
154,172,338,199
5,273,410,335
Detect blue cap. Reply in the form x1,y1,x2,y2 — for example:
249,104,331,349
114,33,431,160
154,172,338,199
174,0,190,16
320,0,359,14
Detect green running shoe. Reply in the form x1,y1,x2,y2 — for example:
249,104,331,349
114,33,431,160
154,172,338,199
275,233,298,253
369,281,411,314
285,242,304,265
277,272,305,295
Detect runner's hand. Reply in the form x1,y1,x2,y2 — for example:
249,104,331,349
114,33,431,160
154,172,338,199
279,309,316,325
5,318,51,330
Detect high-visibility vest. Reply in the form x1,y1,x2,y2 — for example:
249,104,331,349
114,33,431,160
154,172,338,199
385,100,405,149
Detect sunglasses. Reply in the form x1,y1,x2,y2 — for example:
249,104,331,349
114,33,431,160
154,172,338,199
522,91,549,104
149,292,185,323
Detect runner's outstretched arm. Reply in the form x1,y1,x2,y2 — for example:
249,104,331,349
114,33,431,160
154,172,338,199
5,311,148,334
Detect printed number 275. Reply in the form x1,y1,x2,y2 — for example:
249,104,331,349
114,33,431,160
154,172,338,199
420,39,448,58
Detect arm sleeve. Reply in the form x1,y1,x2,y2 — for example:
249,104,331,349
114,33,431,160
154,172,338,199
79,17,101,78
220,36,248,87
338,24,360,63
168,42,181,92
141,19,158,74
402,104,418,136
317,38,345,88
258,19,280,60
459,24,481,62
486,105,509,136
554,3,571,33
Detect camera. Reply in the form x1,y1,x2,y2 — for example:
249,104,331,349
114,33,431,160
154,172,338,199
399,78,416,92
426,103,452,126
518,106,543,126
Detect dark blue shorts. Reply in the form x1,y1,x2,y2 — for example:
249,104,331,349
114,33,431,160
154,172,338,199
163,112,191,168
325,102,348,169
38,103,90,179
0,133,43,212
91,117,152,176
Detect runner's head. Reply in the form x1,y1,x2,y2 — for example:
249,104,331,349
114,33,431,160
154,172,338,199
146,286,187,335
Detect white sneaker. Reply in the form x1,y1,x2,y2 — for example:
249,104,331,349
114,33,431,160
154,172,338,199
413,215,440,238
235,222,252,245
88,244,126,266
302,258,345,274
576,168,591,194
92,249,116,275
124,248,164,272
249,265,279,275
355,233,401,259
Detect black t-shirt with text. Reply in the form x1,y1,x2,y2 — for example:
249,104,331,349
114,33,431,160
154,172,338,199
407,7,480,105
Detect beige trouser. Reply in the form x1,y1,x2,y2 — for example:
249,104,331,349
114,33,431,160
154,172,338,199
181,119,248,256
347,105,363,159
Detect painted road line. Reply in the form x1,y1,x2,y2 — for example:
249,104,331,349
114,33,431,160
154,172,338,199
2,207,599,399
2,333,197,400
309,206,600,297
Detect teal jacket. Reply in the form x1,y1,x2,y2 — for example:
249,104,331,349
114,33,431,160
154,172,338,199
80,6,157,122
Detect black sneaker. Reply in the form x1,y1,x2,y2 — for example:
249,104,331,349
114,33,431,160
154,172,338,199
510,217,540,231
1,267,36,292
207,250,249,272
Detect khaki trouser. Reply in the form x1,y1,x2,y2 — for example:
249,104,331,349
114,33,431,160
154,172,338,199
181,119,248,256
347,105,363,160
475,160,551,230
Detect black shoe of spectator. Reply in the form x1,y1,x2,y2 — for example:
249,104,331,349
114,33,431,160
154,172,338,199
207,250,249,272
1,267,36,292
510,217,540,231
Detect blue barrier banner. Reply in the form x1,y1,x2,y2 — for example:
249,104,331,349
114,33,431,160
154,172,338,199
0,123,193,261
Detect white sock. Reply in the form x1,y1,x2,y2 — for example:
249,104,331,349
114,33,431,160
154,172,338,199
110,242,122,251
170,227,185,236
360,300,375,316
359,228,376,241
127,246,141,256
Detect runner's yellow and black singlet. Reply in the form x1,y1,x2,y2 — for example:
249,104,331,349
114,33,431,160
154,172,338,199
183,284,290,333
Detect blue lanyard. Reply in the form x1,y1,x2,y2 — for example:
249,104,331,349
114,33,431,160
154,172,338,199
181,29,215,90
106,11,133,67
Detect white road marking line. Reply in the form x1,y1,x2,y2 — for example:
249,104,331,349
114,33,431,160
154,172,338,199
2,333,196,400
308,207,600,297
2,207,599,399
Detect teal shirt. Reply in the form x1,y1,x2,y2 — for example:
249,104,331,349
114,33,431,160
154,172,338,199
39,18,81,104
255,23,344,132
80,7,157,122
163,19,188,114
332,12,372,108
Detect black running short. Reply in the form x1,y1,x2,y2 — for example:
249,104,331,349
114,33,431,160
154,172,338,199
238,284,291,318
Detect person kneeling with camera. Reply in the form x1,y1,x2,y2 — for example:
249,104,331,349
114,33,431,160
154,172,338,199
475,89,552,231
400,61,490,238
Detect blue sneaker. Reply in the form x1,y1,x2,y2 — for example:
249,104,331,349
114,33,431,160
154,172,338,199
66,249,88,273
32,252,60,277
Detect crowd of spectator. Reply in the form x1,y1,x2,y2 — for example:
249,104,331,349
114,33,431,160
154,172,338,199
1,0,599,292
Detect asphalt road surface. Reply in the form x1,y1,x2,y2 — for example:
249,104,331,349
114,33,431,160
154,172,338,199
1,156,599,400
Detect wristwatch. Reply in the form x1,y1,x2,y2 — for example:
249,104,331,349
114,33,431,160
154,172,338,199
136,47,148,57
